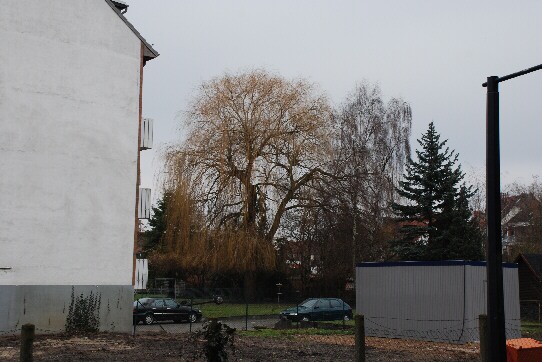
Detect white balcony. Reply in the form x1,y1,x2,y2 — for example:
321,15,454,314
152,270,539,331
140,118,153,150
138,188,151,219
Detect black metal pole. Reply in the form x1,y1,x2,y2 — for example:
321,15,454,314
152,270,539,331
485,75,506,362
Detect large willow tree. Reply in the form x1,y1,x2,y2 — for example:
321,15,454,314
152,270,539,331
163,70,333,281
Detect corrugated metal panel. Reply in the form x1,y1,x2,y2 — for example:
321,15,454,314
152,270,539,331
356,261,520,343
140,118,153,150
503,267,521,339
134,258,148,290
462,265,521,342
138,188,151,219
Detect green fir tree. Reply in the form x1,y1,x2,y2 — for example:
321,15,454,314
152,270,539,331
391,122,484,261
142,191,172,252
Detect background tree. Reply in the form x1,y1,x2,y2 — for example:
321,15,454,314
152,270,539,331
142,192,171,253
277,83,412,293
391,122,484,261
331,83,412,265
153,74,415,298
177,70,332,241
162,70,333,293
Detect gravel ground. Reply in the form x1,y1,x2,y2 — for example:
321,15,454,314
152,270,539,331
0,332,481,361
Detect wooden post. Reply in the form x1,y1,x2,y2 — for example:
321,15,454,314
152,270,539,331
355,314,365,362
479,314,488,362
20,323,35,362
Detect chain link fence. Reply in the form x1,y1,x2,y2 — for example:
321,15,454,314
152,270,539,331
520,300,542,322
2,285,542,361
133,287,357,334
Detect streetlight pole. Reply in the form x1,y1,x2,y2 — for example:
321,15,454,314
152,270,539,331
485,75,506,362
483,63,542,362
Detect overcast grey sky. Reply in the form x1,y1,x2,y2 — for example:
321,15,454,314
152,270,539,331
124,0,542,200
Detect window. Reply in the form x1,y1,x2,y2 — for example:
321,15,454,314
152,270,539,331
299,299,318,308
315,299,331,308
153,300,165,308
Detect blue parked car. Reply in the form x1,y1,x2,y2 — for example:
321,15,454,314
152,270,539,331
280,298,353,322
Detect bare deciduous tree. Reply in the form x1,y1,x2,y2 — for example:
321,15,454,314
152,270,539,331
333,83,412,265
172,70,333,241
162,71,334,287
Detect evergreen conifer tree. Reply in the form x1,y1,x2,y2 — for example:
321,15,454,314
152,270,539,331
391,122,484,261
143,192,172,252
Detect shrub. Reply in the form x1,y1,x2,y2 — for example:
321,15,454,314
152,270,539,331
65,287,101,334
196,319,236,362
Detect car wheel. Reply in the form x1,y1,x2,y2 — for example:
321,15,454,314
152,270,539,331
144,314,154,325
343,315,350,321
188,312,198,323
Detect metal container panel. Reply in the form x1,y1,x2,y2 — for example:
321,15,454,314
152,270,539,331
356,261,520,343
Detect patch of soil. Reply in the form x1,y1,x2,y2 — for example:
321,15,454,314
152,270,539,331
0,332,480,361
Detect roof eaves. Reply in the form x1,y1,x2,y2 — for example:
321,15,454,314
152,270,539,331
516,253,542,283
104,0,159,61
111,0,129,13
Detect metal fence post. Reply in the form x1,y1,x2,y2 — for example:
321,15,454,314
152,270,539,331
190,298,193,333
342,300,346,329
245,301,249,331
355,315,365,362
479,314,488,362
20,323,35,362
296,303,299,329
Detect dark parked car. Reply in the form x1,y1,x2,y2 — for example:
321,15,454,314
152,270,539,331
133,298,203,325
280,298,353,322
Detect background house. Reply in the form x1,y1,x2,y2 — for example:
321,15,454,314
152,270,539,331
515,253,542,321
502,193,542,259
0,0,157,334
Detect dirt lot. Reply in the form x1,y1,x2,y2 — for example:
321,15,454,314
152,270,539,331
0,332,480,361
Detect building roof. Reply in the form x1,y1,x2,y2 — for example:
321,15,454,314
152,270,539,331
502,193,538,226
515,253,542,281
104,0,159,61
357,260,518,268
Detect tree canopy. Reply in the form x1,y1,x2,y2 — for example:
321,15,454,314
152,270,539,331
332,83,412,264
147,72,417,295
391,122,484,261
161,70,334,277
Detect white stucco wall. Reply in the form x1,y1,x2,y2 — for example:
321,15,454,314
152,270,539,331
0,0,142,285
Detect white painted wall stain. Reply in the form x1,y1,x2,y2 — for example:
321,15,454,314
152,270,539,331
0,0,142,285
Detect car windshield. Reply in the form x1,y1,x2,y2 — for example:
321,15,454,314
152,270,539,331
135,298,153,307
299,299,318,308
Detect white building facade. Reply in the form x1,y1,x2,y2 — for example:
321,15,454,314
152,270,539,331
0,0,157,333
